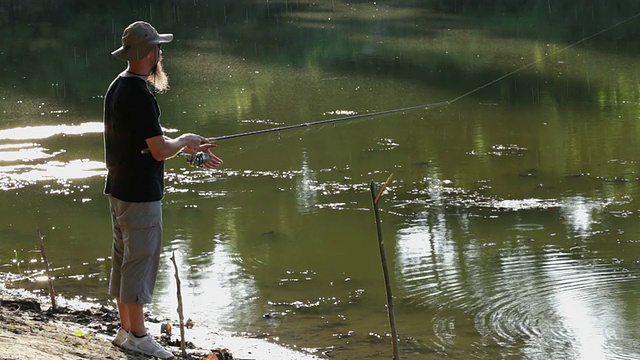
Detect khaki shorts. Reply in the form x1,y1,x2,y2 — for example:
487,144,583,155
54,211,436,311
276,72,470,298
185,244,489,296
108,195,163,304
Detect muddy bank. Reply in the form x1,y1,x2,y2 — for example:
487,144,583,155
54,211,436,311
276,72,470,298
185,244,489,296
0,286,321,360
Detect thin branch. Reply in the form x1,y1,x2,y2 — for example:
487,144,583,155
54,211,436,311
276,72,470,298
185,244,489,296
374,173,394,205
370,180,400,359
170,251,187,357
36,229,56,313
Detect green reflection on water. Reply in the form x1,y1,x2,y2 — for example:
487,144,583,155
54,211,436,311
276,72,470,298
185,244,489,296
1,1,640,359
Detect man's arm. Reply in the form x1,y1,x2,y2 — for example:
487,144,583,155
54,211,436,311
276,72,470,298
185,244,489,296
145,133,207,161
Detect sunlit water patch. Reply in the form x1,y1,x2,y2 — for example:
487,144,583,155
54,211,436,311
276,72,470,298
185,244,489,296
0,122,178,140
0,159,105,190
239,118,284,126
0,122,103,140
0,122,107,190
489,144,528,157
396,179,563,215
0,144,62,162
322,110,358,116
153,237,261,337
395,178,621,214
166,165,373,211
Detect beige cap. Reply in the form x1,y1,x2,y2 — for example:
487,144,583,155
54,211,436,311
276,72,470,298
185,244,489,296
111,21,173,61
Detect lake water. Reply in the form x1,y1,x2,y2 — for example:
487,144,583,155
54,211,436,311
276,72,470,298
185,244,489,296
2,2,640,359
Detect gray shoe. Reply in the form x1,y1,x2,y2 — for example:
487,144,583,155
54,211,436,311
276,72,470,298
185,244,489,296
121,332,175,359
111,327,128,347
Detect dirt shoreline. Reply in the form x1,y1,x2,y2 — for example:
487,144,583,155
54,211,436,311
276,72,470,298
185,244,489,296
0,286,321,360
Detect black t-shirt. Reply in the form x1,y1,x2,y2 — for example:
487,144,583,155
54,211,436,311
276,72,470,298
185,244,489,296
103,76,164,202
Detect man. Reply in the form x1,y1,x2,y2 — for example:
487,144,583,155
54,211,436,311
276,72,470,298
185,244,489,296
103,21,223,359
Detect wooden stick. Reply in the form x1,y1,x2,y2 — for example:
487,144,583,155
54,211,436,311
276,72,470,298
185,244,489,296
374,173,394,205
36,229,56,313
370,179,400,360
170,251,187,357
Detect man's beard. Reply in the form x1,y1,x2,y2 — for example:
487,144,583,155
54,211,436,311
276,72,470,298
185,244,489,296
149,61,169,93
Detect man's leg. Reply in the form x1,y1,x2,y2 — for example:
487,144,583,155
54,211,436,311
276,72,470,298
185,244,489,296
109,197,130,333
116,297,132,332
120,301,146,336
110,197,152,337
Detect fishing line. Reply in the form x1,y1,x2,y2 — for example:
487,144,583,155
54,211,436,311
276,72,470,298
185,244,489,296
144,11,640,155
210,11,640,141
447,11,640,105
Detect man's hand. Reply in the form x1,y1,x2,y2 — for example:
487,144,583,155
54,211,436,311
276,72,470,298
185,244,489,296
182,142,223,168
180,133,209,152
197,143,224,168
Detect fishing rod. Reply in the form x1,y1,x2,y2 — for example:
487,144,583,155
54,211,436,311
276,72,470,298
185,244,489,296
145,11,640,167
140,100,451,160
211,101,451,141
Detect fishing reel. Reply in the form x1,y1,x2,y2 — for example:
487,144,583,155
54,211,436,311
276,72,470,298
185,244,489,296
183,151,210,167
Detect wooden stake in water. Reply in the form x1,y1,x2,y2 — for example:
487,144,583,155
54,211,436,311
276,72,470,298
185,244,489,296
36,229,56,313
170,251,187,357
370,174,400,360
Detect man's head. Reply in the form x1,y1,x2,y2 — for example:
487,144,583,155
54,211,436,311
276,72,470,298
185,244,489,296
113,21,172,92
112,21,173,61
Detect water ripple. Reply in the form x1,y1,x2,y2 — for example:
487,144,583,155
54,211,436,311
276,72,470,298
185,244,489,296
400,244,640,359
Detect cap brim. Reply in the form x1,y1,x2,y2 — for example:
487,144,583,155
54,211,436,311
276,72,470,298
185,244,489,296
111,33,173,61
153,33,173,44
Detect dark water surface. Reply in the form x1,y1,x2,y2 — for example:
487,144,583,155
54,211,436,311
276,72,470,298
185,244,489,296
2,2,640,359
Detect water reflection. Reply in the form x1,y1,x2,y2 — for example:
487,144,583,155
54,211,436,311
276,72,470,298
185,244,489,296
0,122,102,140
0,122,105,190
0,159,104,191
154,235,259,337
296,150,318,212
0,143,60,162
396,191,640,359
561,196,599,238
